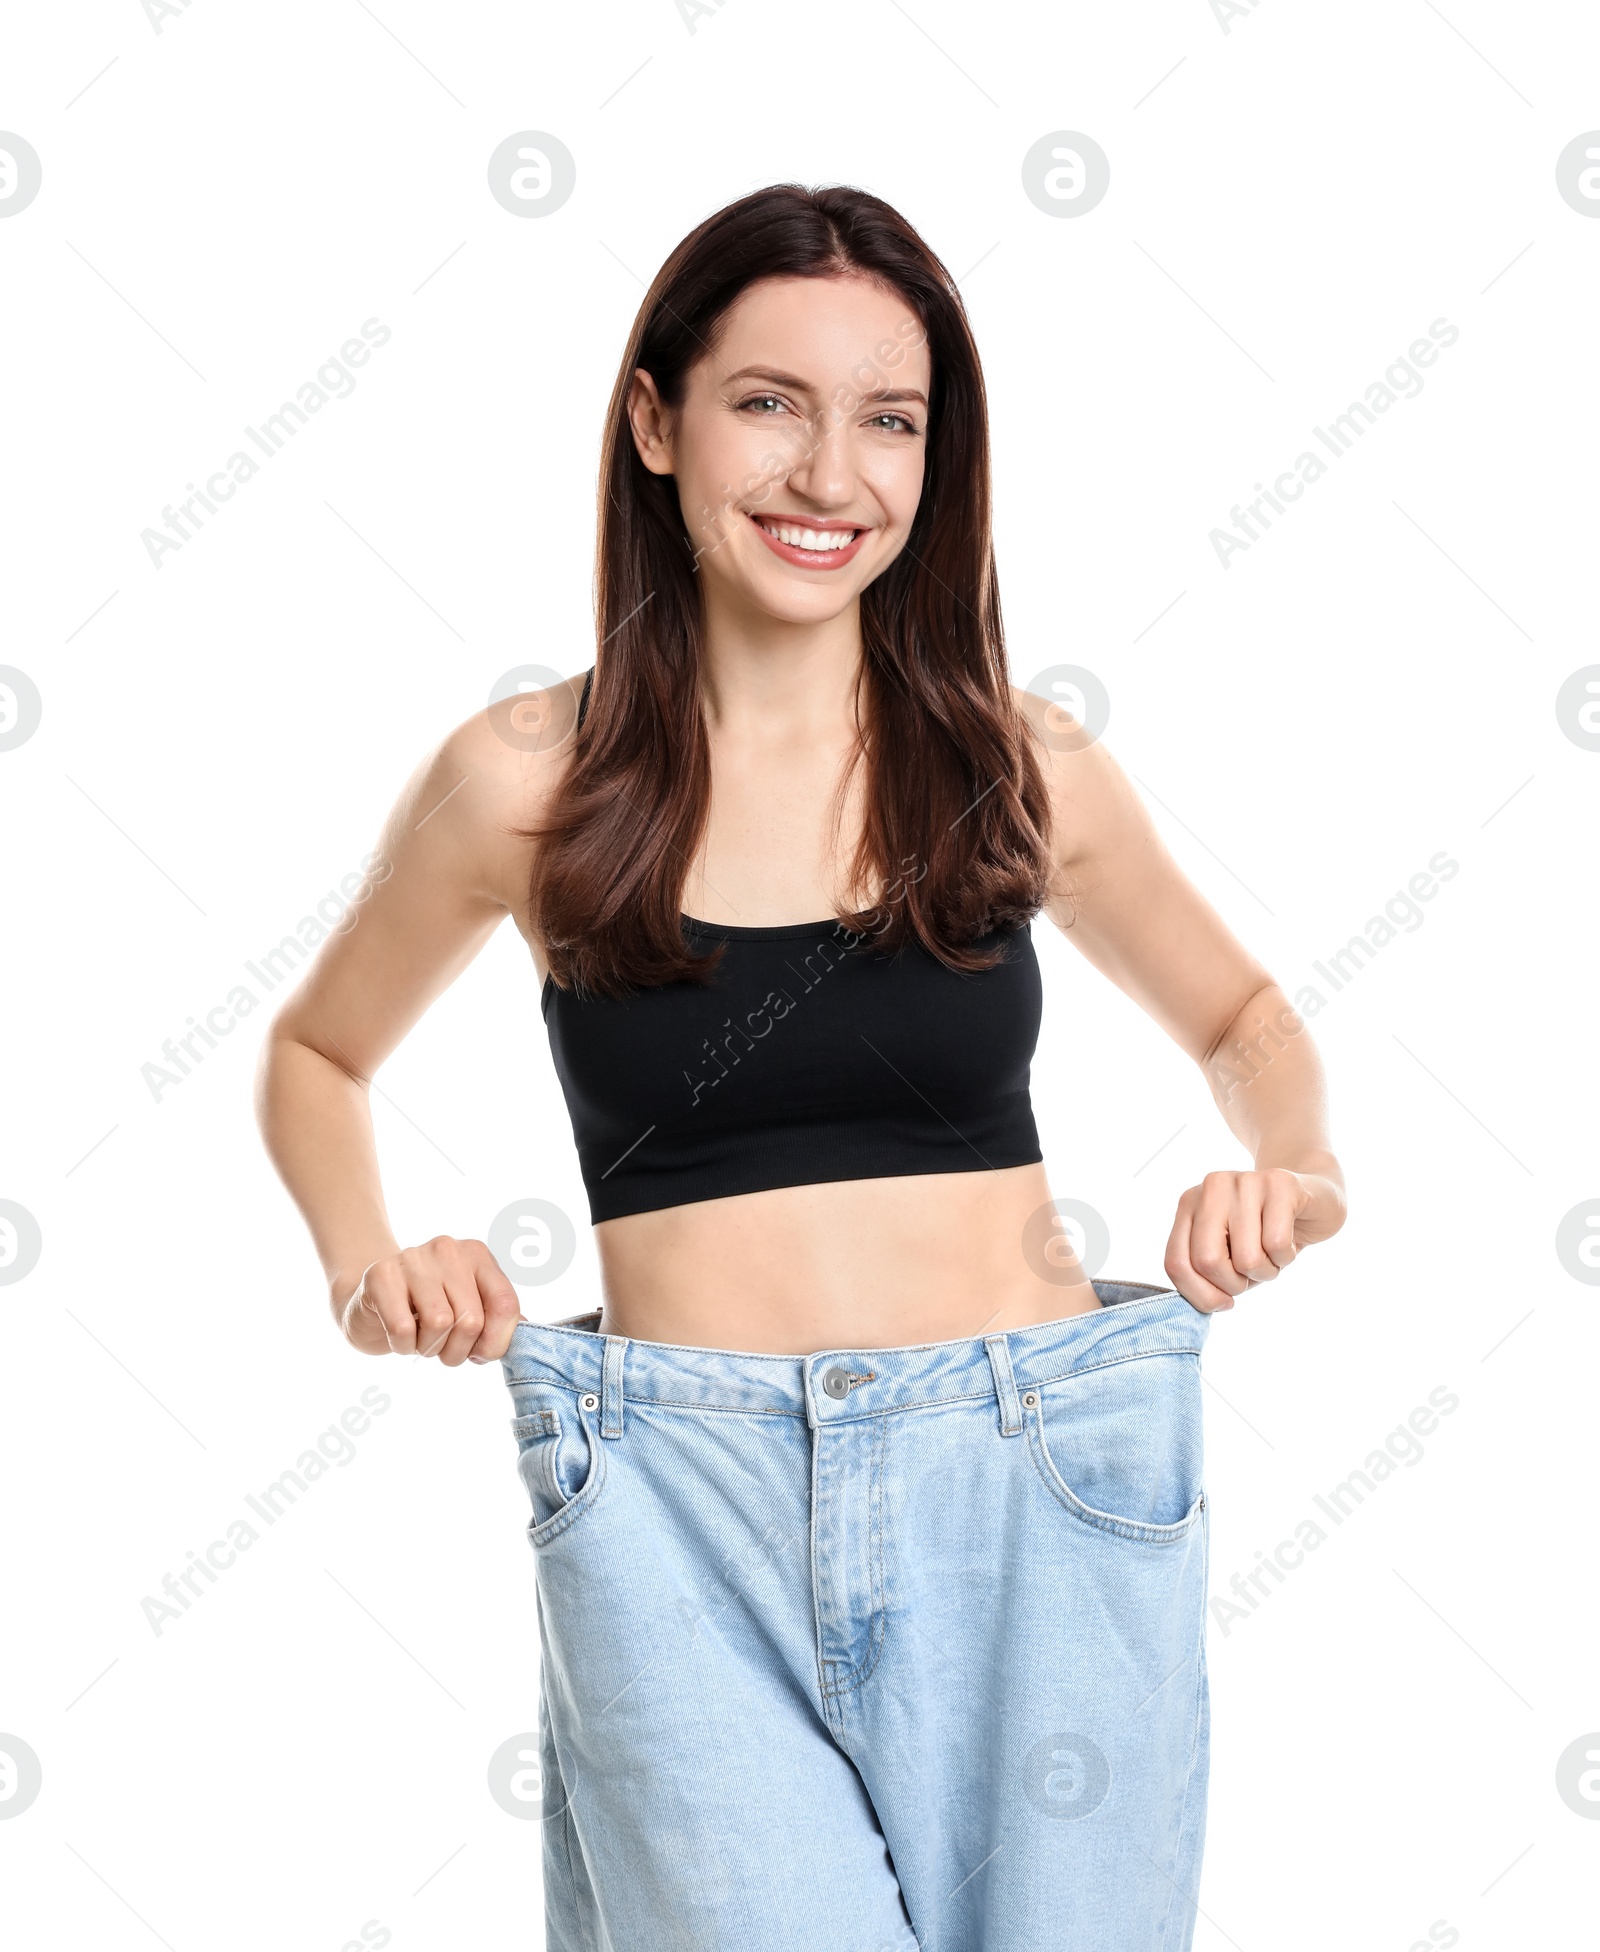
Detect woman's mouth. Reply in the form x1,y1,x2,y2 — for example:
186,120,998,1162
748,512,869,570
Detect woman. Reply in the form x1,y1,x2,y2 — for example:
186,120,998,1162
258,184,1345,1951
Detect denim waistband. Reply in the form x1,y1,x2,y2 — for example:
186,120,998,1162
500,1279,1209,1432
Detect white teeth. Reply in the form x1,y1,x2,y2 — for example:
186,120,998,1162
759,519,857,552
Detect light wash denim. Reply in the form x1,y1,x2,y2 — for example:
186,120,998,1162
500,1279,1212,1951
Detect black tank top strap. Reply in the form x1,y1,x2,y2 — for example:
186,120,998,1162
576,665,595,731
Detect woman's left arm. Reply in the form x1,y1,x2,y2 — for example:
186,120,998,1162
1021,693,1347,1312
1169,979,1347,1311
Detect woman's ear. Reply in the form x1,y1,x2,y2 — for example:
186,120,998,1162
627,369,675,476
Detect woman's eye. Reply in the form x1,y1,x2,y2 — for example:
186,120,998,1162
740,394,786,415
868,412,916,434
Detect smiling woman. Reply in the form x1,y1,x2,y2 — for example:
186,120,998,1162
685,317,930,569
256,181,1345,1952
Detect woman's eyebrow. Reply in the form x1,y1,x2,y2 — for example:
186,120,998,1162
722,365,928,408
723,365,819,392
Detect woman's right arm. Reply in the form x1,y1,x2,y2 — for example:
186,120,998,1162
254,684,579,1365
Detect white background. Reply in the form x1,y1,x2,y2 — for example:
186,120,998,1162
3,1,1597,1946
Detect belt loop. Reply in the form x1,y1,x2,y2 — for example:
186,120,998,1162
800,1355,821,1434
984,1333,1023,1438
600,1335,627,1440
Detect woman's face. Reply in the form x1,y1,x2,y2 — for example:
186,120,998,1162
628,272,933,629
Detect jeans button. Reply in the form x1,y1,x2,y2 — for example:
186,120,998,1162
821,1365,850,1400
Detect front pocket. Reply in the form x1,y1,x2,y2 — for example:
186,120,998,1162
508,1386,605,1546
1023,1351,1205,1543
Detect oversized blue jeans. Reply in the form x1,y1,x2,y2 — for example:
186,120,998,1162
499,1280,1212,1950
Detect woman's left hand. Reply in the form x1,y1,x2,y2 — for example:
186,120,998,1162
1165,1167,1346,1313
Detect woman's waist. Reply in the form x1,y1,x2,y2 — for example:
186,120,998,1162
587,1162,1100,1354
503,1266,1206,1394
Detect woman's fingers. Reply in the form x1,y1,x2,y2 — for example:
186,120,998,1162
1166,1170,1307,1313
352,1258,421,1354
1164,1213,1237,1312
467,1245,525,1363
344,1238,520,1364
1258,1171,1303,1273
406,1255,459,1361
1171,1177,1251,1310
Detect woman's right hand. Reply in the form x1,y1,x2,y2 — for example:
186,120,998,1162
336,1237,524,1365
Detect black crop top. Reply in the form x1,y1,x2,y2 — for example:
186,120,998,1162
540,671,1045,1223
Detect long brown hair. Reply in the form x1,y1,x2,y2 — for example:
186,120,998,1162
528,182,1054,997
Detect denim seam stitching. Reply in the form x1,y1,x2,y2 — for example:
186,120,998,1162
559,1797,589,1952
511,1410,560,1440
818,1413,892,1702
505,1348,1201,1423
904,1349,1201,1422
1023,1400,1206,1543
807,1420,839,1735
589,1397,806,1419
1157,1512,1210,1948
1028,1455,1204,1543
1017,1345,1203,1396
586,1348,1199,1424
527,1409,608,1548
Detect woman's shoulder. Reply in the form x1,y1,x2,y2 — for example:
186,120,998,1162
438,669,589,801
1010,677,1097,755
412,670,590,903
1009,677,1137,872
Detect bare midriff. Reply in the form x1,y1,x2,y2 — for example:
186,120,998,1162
591,1160,1104,1355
